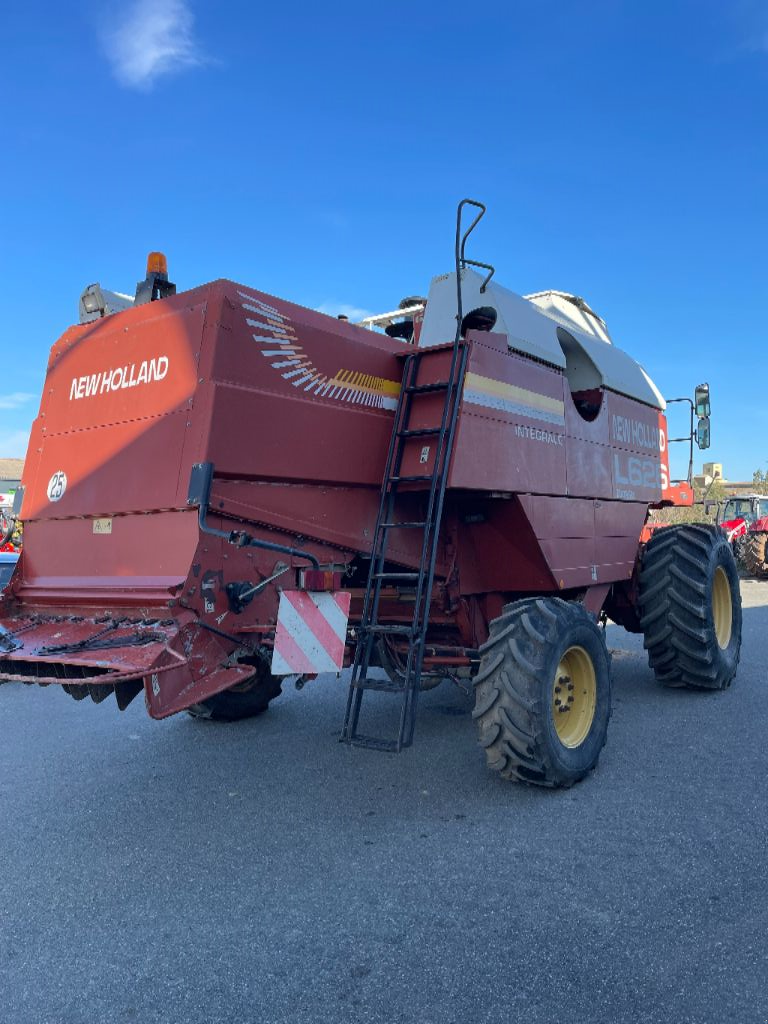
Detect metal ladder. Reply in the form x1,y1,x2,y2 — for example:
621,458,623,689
341,199,494,752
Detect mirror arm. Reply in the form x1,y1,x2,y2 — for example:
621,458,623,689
666,397,696,486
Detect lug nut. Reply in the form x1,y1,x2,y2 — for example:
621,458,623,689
568,695,574,703
567,682,574,691
555,686,562,694
554,698,561,706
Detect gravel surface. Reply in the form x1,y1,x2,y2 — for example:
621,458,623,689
1,581,766,1024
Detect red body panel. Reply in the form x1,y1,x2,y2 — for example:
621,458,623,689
720,517,748,543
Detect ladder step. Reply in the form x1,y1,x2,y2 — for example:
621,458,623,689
397,427,441,438
373,572,419,581
364,624,416,635
405,381,450,394
351,677,405,693
346,735,402,753
380,520,428,529
389,474,433,483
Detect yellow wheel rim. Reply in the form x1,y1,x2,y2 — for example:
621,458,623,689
552,646,597,748
712,566,733,650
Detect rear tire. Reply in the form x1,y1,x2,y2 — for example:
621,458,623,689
473,598,612,788
742,532,768,578
638,524,742,689
187,661,282,722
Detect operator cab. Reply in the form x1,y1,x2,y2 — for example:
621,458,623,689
720,495,768,525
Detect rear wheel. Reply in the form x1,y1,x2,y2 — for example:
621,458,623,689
742,532,768,578
472,598,612,788
187,658,282,722
638,524,742,689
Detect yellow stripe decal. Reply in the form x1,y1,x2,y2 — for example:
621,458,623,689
327,370,401,398
464,372,564,416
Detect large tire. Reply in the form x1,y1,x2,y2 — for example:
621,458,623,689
187,662,282,722
741,532,768,578
473,598,612,788
638,524,742,689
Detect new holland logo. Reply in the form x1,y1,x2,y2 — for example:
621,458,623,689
69,357,169,401
238,291,399,410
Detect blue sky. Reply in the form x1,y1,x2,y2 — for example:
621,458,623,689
1,0,766,482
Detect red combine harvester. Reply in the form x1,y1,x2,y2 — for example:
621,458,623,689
0,201,742,787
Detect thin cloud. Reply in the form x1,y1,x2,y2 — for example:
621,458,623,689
1,430,31,458
316,303,372,322
0,393,35,411
102,0,206,90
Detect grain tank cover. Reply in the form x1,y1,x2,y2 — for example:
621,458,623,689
419,268,665,410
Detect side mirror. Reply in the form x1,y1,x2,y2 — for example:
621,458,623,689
696,416,711,450
694,383,710,418
704,501,717,514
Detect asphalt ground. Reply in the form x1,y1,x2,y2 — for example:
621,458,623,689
1,581,766,1024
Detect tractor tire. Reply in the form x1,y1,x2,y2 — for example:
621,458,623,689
472,598,612,788
187,667,282,722
733,535,747,572
741,532,768,579
638,524,742,690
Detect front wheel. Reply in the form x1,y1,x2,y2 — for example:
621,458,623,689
638,524,742,689
473,598,612,788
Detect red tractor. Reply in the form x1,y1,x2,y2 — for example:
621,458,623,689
0,201,741,787
716,494,768,577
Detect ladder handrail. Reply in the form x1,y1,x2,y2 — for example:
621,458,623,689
457,199,486,264
455,199,495,328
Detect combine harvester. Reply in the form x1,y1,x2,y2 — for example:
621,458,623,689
0,201,742,786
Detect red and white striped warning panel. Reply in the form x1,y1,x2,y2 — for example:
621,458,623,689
271,590,351,675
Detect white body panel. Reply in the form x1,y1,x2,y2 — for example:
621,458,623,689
418,269,665,410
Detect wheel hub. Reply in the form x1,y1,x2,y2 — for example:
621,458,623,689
551,646,597,748
711,566,733,650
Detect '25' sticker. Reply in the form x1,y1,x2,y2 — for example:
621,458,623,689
47,471,67,502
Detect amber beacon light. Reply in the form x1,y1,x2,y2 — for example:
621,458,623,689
146,251,168,277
